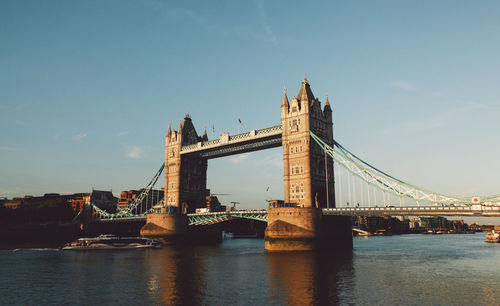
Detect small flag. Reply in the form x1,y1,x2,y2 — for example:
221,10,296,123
266,186,269,192
212,124,215,133
238,118,242,124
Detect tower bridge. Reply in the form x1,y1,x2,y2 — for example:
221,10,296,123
138,76,344,251
87,76,499,251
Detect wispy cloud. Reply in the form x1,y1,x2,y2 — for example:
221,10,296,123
229,153,250,164
390,80,416,91
126,146,144,159
255,0,278,45
143,0,217,30
0,146,23,152
143,0,278,44
380,102,489,134
117,131,129,137
71,133,88,140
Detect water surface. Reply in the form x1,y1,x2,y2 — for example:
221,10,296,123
0,234,498,305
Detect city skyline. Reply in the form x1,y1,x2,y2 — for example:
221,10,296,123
1,1,499,213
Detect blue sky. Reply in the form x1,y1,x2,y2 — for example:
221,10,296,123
1,1,499,219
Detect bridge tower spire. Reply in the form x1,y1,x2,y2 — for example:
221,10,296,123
281,86,289,109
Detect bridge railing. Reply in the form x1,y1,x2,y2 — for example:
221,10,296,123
322,205,500,216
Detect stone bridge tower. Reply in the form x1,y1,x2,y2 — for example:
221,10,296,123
141,114,209,243
281,77,335,208
164,115,208,214
265,77,349,251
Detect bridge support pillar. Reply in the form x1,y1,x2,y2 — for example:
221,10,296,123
140,213,188,244
265,207,352,252
265,207,321,251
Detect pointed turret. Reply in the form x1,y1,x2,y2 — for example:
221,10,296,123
281,87,289,108
324,93,332,112
202,125,208,141
297,73,315,105
167,121,172,137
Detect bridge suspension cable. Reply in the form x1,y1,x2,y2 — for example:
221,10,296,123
89,163,165,219
310,131,484,206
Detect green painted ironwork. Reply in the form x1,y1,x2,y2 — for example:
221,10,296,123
310,131,499,205
187,210,268,226
90,163,165,219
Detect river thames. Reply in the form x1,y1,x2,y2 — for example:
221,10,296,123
0,233,498,305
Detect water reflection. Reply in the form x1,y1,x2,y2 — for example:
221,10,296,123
266,250,354,305
146,242,354,305
146,246,206,305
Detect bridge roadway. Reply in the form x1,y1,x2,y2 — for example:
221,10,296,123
96,205,500,224
322,205,500,217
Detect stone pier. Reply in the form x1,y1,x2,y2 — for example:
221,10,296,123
265,207,352,251
140,213,222,245
140,213,188,244
265,207,321,251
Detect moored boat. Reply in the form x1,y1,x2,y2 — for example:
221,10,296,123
62,234,162,250
485,230,500,243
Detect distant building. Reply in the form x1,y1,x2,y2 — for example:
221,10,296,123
85,190,118,215
394,216,410,233
205,195,222,212
468,222,481,232
118,190,142,210
69,193,90,213
450,220,468,232
411,216,452,230
1,193,89,213
117,188,164,215
2,198,21,210
360,216,389,232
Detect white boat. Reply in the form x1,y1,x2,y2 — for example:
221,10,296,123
485,230,500,243
62,234,162,250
